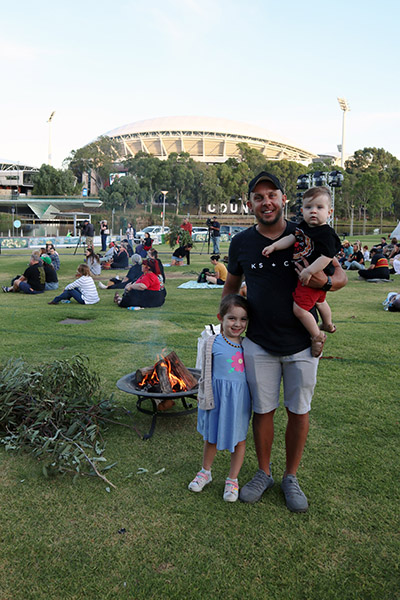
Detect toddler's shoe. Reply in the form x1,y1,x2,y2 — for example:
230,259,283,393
223,478,239,502
188,468,212,492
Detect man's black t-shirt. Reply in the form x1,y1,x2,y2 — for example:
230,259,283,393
211,220,220,238
294,221,341,276
23,263,46,291
172,246,187,259
228,223,314,355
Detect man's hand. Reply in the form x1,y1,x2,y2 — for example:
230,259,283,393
295,257,347,291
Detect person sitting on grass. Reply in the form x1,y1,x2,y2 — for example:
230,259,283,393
85,246,102,277
344,242,365,270
41,255,59,290
114,258,166,309
148,248,166,284
358,248,390,281
262,186,341,357
48,264,99,305
204,254,228,285
2,252,45,295
110,243,129,270
98,254,143,290
100,241,117,264
45,243,60,271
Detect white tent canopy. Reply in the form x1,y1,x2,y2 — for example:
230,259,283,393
390,222,400,239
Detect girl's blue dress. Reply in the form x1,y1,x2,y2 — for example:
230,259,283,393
197,334,251,453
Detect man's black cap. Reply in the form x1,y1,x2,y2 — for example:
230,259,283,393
248,171,285,196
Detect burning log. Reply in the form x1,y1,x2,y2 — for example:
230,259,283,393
164,352,198,391
135,367,154,385
135,351,198,394
155,360,173,394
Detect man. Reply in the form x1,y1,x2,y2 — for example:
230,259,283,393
209,216,221,254
81,220,95,248
179,218,193,264
180,217,193,236
2,252,46,294
358,247,390,280
222,172,347,512
45,243,60,271
338,240,353,266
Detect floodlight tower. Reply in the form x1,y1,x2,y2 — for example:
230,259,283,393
337,98,350,169
47,111,56,165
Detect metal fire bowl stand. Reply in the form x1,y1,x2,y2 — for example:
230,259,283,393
116,368,200,440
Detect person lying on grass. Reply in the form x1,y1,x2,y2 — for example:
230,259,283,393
48,264,99,305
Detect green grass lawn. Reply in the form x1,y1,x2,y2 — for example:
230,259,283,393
0,239,399,600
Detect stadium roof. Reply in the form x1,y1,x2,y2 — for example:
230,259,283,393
104,116,317,164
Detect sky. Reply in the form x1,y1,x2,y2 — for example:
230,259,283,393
1,0,399,169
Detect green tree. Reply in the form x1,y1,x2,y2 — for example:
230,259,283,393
32,164,78,195
99,175,139,212
236,142,267,174
346,147,400,173
351,171,382,235
264,160,308,206
191,163,224,212
164,152,196,214
125,153,163,213
65,136,120,192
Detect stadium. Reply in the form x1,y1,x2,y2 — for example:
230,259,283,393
104,116,317,165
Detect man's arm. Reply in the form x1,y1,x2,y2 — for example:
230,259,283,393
295,257,347,291
222,273,243,298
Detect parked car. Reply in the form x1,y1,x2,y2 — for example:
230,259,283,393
220,225,247,240
135,226,170,244
191,226,209,241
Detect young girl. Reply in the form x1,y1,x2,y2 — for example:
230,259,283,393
48,264,99,305
85,247,101,276
188,294,251,502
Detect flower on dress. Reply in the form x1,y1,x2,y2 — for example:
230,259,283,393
227,351,245,373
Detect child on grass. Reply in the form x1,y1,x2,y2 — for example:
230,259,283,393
188,294,251,503
262,186,341,358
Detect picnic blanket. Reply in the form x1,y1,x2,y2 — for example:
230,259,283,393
178,281,224,289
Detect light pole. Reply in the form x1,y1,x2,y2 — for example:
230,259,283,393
47,111,55,165
337,98,350,169
161,191,168,232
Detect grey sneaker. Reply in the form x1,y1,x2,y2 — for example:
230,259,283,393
281,475,308,513
239,469,274,503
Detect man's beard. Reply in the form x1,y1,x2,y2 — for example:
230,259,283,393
256,205,283,227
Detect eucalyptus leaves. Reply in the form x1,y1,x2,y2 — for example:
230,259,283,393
0,355,116,485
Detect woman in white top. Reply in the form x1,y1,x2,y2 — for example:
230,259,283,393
48,264,100,305
85,247,102,276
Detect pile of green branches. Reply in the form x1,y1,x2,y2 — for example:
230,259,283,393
166,225,192,249
0,355,117,486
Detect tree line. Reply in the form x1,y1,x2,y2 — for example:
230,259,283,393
31,138,400,222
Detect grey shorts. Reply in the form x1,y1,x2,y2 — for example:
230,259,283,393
242,337,319,415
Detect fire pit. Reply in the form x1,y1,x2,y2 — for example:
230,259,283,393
116,353,200,439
